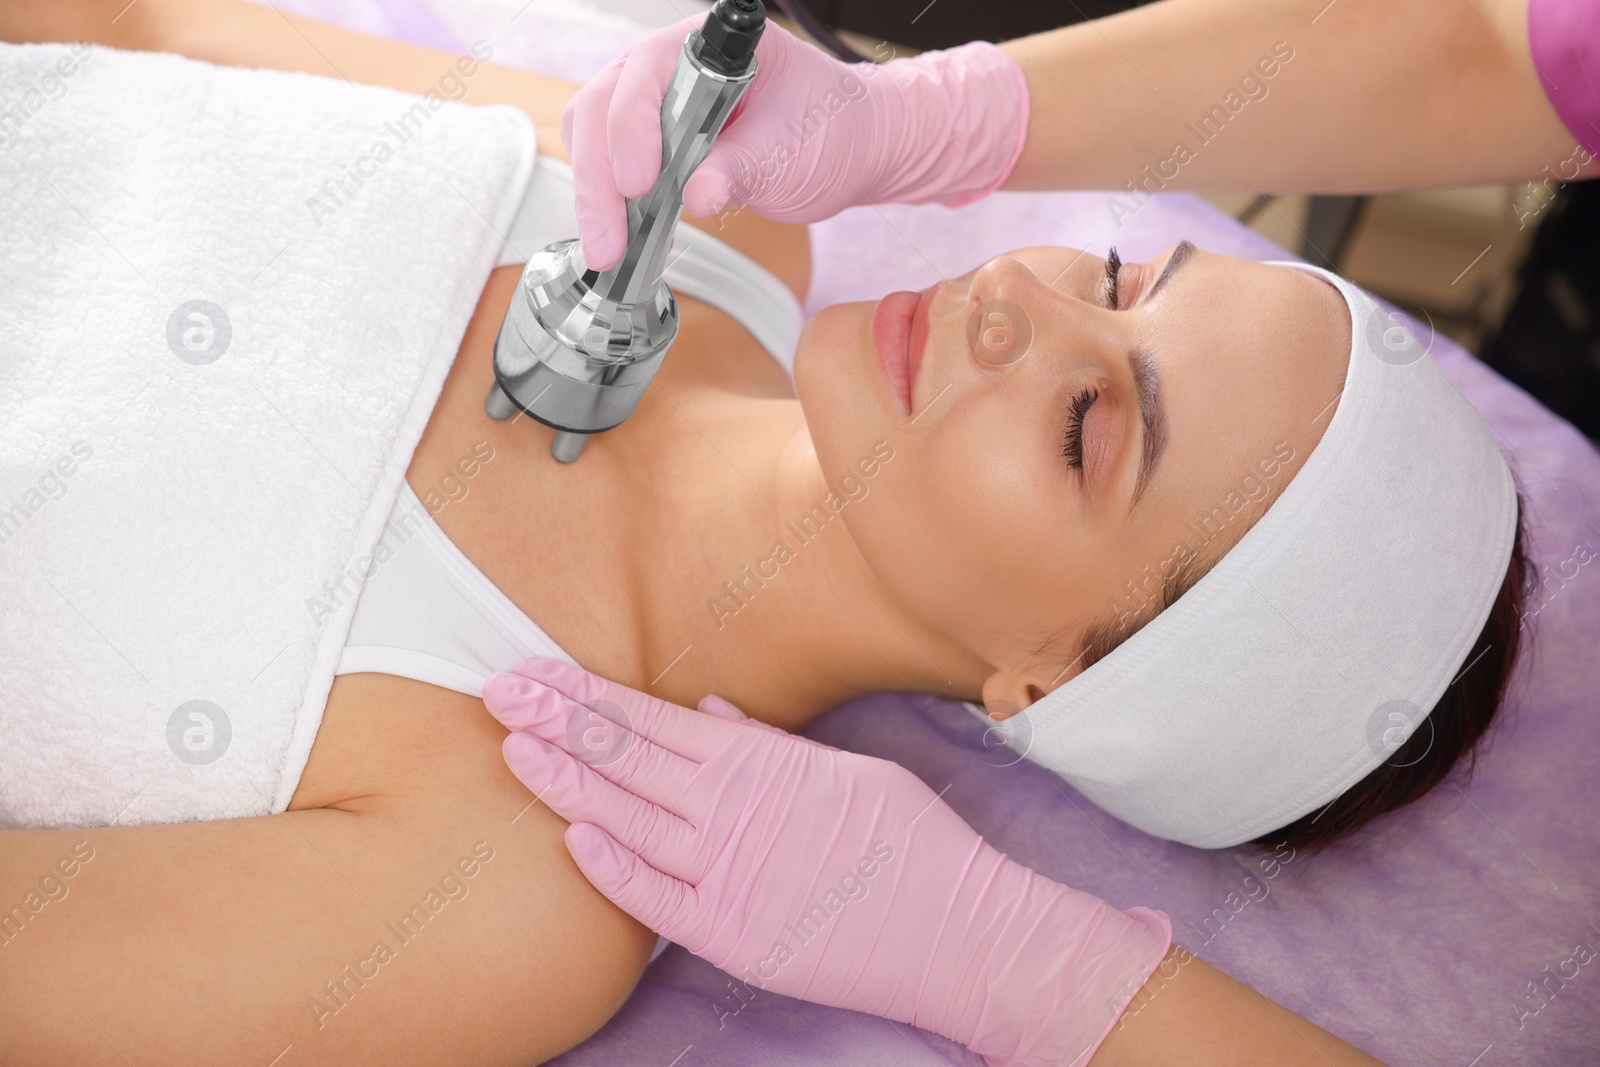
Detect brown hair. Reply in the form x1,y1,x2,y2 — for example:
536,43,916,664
1074,496,1531,854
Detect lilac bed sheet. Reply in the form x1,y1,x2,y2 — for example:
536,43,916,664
265,3,1600,1062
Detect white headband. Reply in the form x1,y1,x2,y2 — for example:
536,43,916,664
989,262,1518,849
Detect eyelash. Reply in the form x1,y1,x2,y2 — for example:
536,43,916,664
1061,248,1120,470
1062,386,1099,470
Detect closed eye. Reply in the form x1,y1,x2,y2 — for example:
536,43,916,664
1103,247,1122,310
1062,386,1099,470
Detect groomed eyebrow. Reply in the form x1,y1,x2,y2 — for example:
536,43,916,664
1131,349,1167,508
1126,241,1190,507
1142,239,1195,305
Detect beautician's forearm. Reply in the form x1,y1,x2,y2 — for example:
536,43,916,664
1000,0,1596,195
1089,944,1386,1066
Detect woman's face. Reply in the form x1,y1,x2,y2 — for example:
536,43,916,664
793,243,1352,715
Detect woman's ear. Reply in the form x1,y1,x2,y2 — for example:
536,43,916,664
979,670,1051,722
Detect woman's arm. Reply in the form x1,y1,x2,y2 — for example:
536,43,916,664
1001,0,1598,194
0,682,654,1065
2,0,577,155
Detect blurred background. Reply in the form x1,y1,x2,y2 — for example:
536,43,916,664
516,0,1600,442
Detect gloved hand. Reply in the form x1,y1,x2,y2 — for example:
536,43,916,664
564,16,1030,271
485,658,1170,1067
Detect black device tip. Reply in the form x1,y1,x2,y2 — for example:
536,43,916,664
696,0,766,76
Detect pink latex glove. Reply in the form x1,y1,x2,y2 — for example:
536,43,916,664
564,16,1030,270
485,658,1171,1067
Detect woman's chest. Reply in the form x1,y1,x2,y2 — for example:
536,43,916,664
295,267,788,809
402,265,791,685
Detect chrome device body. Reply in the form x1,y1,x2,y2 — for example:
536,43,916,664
485,0,765,462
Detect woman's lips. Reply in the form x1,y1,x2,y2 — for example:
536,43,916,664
873,284,937,415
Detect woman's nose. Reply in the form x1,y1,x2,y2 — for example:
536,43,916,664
963,255,1106,373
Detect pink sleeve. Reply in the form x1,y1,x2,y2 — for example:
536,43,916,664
1528,0,1600,155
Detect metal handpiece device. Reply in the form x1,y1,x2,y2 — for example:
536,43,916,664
484,0,766,462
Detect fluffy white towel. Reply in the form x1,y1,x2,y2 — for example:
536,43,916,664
0,42,534,829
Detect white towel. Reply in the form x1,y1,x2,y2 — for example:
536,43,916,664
0,42,534,829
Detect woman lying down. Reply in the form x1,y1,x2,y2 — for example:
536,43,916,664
0,2,1527,1064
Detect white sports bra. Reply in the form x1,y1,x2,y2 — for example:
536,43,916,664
335,159,804,697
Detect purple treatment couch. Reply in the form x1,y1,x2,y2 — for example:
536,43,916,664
262,2,1600,1062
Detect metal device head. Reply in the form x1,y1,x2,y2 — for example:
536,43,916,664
485,0,767,462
